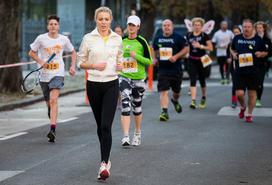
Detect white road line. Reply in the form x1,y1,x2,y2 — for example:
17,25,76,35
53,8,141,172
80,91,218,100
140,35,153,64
0,132,28,141
0,118,48,121
0,171,24,182
148,82,272,93
0,144,90,183
218,106,272,117
58,117,78,123
181,82,272,88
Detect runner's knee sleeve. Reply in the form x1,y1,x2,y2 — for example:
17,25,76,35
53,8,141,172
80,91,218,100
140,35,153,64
121,97,131,116
132,97,142,115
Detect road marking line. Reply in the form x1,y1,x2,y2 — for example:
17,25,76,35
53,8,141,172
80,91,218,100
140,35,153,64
58,117,78,123
218,106,272,117
0,171,24,182
149,82,272,92
181,82,272,88
0,118,48,121
0,132,28,141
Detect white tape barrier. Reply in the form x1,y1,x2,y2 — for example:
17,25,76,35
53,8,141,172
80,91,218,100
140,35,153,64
0,55,72,69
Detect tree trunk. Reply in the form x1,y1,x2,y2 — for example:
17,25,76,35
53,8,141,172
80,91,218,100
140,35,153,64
140,0,156,41
0,0,22,93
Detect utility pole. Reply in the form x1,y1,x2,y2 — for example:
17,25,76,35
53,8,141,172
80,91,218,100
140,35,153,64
121,0,125,27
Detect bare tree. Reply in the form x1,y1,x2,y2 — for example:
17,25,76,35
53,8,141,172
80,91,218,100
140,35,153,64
0,0,22,93
140,0,157,40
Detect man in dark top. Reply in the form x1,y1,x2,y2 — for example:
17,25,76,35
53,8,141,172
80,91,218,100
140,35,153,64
152,19,188,121
231,19,267,123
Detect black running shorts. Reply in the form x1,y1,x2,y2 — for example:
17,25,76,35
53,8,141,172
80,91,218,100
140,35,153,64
157,74,182,93
235,74,259,91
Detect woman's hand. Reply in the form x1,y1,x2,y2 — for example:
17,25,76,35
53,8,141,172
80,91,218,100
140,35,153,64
192,41,201,49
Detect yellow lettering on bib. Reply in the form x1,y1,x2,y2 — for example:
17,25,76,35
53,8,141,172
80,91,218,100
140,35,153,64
239,53,253,67
200,55,212,68
122,57,138,73
159,47,173,60
46,62,59,70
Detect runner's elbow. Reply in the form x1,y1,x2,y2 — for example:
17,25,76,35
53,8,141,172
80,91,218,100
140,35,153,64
28,50,35,58
28,50,32,57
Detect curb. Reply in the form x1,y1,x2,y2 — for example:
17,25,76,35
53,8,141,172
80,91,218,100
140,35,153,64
0,88,85,112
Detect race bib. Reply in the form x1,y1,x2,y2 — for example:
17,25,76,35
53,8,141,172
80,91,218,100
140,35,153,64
46,63,59,70
201,55,212,68
122,57,138,73
159,47,173,60
44,60,60,74
239,53,253,67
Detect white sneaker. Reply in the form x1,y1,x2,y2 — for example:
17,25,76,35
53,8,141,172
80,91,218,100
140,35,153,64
122,136,130,146
132,132,141,146
107,160,111,171
97,161,110,181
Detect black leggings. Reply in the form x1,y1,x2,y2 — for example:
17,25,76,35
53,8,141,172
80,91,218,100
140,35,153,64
217,56,230,80
257,66,266,100
188,58,206,88
86,79,119,163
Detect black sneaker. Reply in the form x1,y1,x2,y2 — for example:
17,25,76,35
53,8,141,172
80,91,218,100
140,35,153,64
159,111,169,121
47,130,56,143
171,99,182,113
199,98,206,109
190,100,197,109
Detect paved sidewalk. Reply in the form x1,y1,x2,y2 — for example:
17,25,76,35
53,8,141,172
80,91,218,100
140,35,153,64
0,71,86,111
0,91,89,137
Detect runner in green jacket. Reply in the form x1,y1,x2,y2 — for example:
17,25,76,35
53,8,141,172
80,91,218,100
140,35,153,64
119,15,152,147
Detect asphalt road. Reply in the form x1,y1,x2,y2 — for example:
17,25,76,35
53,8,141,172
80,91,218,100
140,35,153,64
0,79,272,185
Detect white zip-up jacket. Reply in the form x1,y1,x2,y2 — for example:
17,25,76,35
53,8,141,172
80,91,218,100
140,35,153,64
77,28,123,82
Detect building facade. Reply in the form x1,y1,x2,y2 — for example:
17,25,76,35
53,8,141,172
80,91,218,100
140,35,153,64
20,0,137,63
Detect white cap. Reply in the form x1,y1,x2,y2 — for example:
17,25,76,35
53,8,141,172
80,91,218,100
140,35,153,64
127,15,141,26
